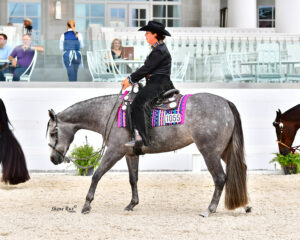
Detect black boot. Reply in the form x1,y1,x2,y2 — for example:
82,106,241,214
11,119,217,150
125,129,143,147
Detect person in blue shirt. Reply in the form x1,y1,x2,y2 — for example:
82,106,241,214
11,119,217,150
59,20,84,82
0,33,13,81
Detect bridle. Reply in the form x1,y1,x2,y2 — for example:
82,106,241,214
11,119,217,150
48,114,70,163
48,113,106,169
273,120,300,153
47,88,123,169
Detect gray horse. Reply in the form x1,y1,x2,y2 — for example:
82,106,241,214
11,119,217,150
47,92,250,217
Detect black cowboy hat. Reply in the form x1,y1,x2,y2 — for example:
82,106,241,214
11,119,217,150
138,21,171,37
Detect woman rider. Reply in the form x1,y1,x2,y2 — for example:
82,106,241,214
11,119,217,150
121,21,174,147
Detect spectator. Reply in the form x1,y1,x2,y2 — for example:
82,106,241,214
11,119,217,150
23,18,33,36
0,33,12,81
8,34,44,81
60,20,84,82
111,38,122,60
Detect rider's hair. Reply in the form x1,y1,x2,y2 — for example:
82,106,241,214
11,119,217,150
151,32,165,41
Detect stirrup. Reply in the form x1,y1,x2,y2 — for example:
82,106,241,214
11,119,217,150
124,140,136,148
124,129,142,148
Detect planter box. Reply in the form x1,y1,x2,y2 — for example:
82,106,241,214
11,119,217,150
282,165,298,175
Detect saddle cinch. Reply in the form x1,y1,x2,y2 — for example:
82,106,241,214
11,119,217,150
121,84,181,111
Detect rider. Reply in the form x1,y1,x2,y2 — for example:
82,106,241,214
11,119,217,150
121,21,174,147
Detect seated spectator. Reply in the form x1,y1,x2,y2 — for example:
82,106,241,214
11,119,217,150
0,33,12,81
111,38,122,60
8,34,44,81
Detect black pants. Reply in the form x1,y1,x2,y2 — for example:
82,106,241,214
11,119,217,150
131,75,174,145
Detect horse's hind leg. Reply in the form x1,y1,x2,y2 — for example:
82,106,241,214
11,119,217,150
82,148,125,214
198,151,226,217
124,154,139,211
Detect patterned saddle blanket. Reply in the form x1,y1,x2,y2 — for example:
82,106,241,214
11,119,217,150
118,89,191,128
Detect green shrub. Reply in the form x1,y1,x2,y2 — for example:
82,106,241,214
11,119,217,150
69,137,101,176
270,152,300,174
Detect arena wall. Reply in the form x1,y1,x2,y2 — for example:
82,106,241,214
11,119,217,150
1,82,299,172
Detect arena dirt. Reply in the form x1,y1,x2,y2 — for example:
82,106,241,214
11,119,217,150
0,172,300,240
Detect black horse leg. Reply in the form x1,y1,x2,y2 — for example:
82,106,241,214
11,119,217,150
82,148,125,214
199,152,226,217
124,154,140,211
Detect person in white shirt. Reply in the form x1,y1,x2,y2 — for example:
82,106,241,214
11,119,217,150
59,20,84,81
0,33,13,81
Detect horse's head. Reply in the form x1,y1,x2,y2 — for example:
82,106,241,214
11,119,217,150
273,109,292,155
47,109,75,165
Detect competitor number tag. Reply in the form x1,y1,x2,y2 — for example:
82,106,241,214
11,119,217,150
165,114,181,124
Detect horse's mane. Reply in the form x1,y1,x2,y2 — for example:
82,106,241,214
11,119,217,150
55,94,121,124
283,104,300,117
62,94,120,114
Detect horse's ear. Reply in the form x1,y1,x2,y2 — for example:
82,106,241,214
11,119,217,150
276,109,282,119
48,109,55,121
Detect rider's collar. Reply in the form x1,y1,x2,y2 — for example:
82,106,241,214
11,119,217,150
152,40,163,49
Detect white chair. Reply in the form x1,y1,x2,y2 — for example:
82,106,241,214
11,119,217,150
171,52,190,82
5,50,37,82
256,44,285,82
87,49,125,82
223,52,256,82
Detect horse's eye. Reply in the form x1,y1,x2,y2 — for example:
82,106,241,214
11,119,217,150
50,132,56,137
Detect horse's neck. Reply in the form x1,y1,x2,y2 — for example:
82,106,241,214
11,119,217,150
59,95,120,135
283,110,300,130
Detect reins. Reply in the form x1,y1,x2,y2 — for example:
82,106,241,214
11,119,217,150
274,120,300,154
49,88,123,170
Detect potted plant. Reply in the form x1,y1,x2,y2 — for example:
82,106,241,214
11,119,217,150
270,152,300,174
69,136,102,176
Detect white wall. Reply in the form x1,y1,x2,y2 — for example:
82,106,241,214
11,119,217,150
1,84,299,172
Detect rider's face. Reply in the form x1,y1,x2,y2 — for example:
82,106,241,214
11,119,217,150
145,31,157,46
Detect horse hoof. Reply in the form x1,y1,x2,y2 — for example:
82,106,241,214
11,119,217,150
81,206,91,214
124,202,137,211
124,206,133,211
200,209,210,217
245,206,252,213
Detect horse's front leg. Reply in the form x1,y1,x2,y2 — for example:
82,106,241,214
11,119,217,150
124,154,139,211
82,148,125,214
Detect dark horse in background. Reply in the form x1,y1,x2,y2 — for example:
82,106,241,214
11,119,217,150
47,92,250,217
0,99,30,184
273,104,300,155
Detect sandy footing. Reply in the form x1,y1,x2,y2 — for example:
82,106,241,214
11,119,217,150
0,172,300,240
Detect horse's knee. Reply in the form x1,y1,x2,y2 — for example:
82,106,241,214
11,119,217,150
214,174,226,188
92,172,101,183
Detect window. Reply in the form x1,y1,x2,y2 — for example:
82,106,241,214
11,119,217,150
131,8,147,27
75,1,105,36
258,6,275,28
8,1,41,37
153,3,181,27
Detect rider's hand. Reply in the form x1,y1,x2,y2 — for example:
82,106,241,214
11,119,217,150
121,78,130,90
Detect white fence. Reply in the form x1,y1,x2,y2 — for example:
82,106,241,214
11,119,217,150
1,83,299,172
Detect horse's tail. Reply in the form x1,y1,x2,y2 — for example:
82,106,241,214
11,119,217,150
0,131,30,185
223,101,248,210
